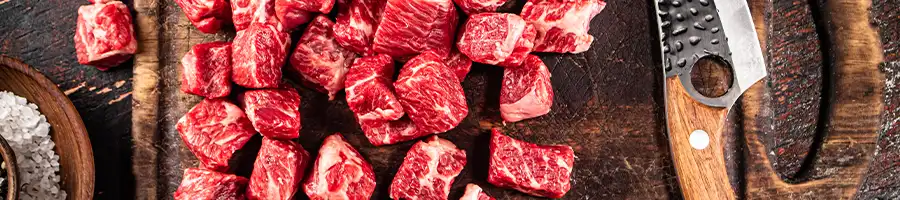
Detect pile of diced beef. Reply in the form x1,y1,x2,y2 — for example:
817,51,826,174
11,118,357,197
164,0,605,198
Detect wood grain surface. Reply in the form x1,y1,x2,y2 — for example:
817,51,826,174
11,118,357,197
0,57,96,200
0,0,135,199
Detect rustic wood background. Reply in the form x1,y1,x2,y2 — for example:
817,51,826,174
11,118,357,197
0,0,898,199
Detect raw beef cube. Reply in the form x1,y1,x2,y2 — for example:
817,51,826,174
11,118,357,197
174,0,232,33
372,0,458,59
247,138,311,200
303,134,376,200
232,21,291,88
445,50,472,82
453,0,513,15
241,87,302,139
345,54,404,122
500,55,553,122
389,136,467,199
275,1,314,31
394,51,469,134
460,184,494,200
289,16,359,100
176,99,256,171
520,0,606,53
180,42,232,98
74,1,137,70
457,13,536,68
232,0,276,31
333,0,386,54
359,117,429,146
276,0,333,14
489,128,574,198
174,168,249,200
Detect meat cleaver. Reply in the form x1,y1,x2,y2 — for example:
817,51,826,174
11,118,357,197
653,0,767,199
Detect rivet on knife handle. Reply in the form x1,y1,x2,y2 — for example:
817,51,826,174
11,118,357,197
655,0,767,199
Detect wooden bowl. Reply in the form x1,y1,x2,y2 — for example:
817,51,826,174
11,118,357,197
0,56,95,200
0,135,19,200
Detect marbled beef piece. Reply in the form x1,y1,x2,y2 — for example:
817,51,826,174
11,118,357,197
394,51,468,134
231,0,276,31
241,87,302,139
174,0,232,33
389,136,467,199
232,17,291,88
246,138,311,200
445,49,473,82
176,99,256,171
372,0,458,59
180,42,232,98
333,0,386,54
75,1,137,70
520,0,606,53
489,128,574,198
303,134,376,200
458,13,536,67
500,55,553,122
453,0,513,15
460,184,494,200
174,168,249,200
289,15,359,100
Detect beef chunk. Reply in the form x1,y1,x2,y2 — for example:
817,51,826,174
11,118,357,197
344,54,404,123
289,15,359,100
174,0,231,33
246,138,311,200
74,1,137,70
389,136,467,199
394,51,469,134
180,42,232,98
359,117,426,146
241,87,302,139
231,0,276,31
176,99,256,171
276,0,333,14
489,128,574,198
174,168,249,200
275,0,314,30
445,49,473,82
460,184,494,200
453,0,513,15
500,55,553,122
333,0,386,54
372,0,458,59
303,134,376,200
458,13,536,67
520,0,606,53
232,20,291,88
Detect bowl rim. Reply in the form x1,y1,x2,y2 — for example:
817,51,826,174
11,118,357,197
0,135,18,200
0,56,95,200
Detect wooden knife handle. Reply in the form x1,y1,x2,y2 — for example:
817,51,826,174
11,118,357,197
665,77,735,200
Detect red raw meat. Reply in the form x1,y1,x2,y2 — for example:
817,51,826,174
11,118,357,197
176,99,256,171
174,0,232,33
457,13,536,68
232,20,291,88
344,54,404,123
372,0,458,59
488,128,574,198
246,138,311,200
453,0,512,15
303,134,376,200
389,136,467,199
231,0,276,31
359,117,427,146
394,51,469,134
275,0,314,30
520,0,606,53
445,50,473,82
180,42,232,98
460,184,494,200
74,1,137,70
276,0,333,14
241,87,302,139
88,0,113,4
174,168,249,200
333,0,385,54
289,16,359,100
500,55,553,122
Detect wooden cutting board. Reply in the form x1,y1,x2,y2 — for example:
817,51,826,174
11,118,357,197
130,0,892,199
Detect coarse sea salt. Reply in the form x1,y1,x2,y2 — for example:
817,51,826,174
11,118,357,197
0,91,66,200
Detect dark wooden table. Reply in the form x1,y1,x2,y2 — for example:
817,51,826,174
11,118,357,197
1,0,899,199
